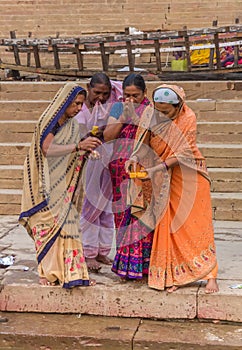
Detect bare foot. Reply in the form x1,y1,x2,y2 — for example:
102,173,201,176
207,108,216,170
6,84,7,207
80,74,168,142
167,286,179,293
85,257,102,273
39,277,56,286
96,254,113,265
205,278,219,294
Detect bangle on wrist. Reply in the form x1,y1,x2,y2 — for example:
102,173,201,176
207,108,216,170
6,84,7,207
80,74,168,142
72,143,78,153
75,143,79,152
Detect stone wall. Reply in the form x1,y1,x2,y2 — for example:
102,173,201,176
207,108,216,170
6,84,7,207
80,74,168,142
0,0,241,38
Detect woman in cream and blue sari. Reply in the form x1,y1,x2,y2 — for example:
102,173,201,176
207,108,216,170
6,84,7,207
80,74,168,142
19,83,101,288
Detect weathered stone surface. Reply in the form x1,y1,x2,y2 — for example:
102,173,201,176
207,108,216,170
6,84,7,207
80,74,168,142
0,1,242,38
199,144,242,168
197,121,242,143
0,203,21,215
134,319,242,349
211,192,242,221
0,144,29,166
0,218,242,323
0,189,22,204
0,121,36,143
198,280,242,322
0,101,49,120
0,165,23,189
217,100,242,111
0,312,137,350
1,312,242,350
198,110,242,122
0,282,197,319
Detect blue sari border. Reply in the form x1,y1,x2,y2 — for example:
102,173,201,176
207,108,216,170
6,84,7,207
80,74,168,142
37,229,60,264
19,199,48,221
63,279,90,289
40,86,84,147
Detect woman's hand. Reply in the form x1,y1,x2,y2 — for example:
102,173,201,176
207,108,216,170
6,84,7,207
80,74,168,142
120,99,139,125
78,136,102,152
141,167,153,179
125,155,139,174
118,99,139,125
144,162,169,179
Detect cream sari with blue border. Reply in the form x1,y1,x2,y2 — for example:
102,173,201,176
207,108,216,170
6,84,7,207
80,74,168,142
19,83,90,288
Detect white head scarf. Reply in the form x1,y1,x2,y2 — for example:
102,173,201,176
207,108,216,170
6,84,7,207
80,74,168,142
153,87,180,104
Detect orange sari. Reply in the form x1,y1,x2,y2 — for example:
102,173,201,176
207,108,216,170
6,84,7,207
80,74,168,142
131,85,218,290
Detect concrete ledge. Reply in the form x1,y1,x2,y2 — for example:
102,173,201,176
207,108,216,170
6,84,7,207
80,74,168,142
134,319,242,349
0,312,137,350
1,312,242,350
198,279,242,323
0,280,197,319
1,278,242,323
1,219,242,324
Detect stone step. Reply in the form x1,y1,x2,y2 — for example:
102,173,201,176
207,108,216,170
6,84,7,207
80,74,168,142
1,312,242,350
1,216,241,324
0,189,22,215
1,81,242,101
0,220,242,348
0,143,29,165
197,121,242,143
0,101,49,120
1,99,242,122
1,120,241,143
0,120,36,143
198,110,242,122
209,168,242,192
1,142,241,167
0,0,240,36
211,192,242,221
0,165,23,189
198,144,242,168
146,81,242,100
188,99,242,122
0,189,241,220
1,165,241,193
0,82,65,101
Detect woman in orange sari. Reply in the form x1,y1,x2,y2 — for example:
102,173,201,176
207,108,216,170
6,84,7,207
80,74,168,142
126,84,219,293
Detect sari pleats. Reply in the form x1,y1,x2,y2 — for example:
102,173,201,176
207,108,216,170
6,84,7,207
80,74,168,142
149,166,217,290
110,98,153,278
19,83,90,288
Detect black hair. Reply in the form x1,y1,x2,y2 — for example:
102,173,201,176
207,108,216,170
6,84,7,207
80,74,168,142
78,89,87,99
89,72,112,90
122,73,146,92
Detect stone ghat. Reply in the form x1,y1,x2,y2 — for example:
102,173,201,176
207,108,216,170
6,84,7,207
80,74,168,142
0,81,241,220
